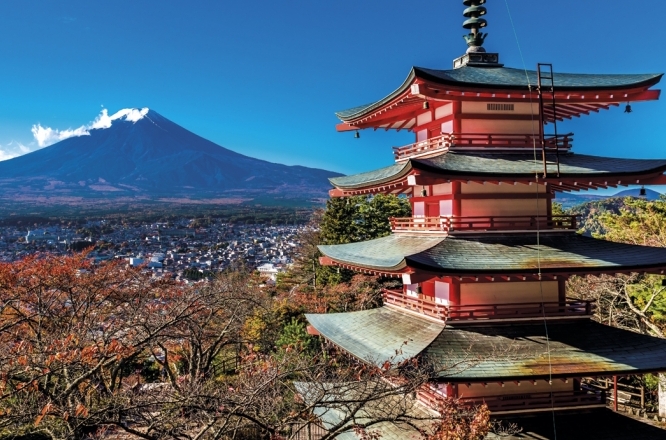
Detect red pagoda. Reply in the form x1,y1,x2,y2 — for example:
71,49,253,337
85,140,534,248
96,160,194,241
305,0,666,437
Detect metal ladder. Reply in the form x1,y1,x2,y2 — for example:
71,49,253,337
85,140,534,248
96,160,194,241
537,63,561,177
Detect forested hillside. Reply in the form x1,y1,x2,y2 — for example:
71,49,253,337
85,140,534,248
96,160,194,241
566,195,666,411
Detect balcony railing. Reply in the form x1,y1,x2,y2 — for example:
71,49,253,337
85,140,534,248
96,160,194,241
390,215,578,233
382,289,595,322
448,300,595,321
382,289,448,321
460,390,606,413
393,133,573,162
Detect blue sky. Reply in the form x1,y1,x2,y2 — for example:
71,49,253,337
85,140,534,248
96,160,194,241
1,0,665,194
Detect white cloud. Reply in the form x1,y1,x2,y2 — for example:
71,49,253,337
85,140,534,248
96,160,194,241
31,124,90,148
31,107,150,148
0,140,32,162
89,107,149,129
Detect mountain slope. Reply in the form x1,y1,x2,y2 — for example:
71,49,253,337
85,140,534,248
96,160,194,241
0,109,340,203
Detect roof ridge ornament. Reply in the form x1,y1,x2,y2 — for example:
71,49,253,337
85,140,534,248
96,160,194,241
453,0,503,69
462,0,488,52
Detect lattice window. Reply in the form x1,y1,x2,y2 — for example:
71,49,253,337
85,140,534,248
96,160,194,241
487,103,515,111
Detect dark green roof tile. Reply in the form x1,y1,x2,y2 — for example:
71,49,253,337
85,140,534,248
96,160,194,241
294,382,433,440
318,234,444,272
416,66,662,90
336,66,662,121
306,307,444,365
319,233,666,275
416,152,666,178
408,233,666,275
428,320,666,380
486,410,666,440
329,162,410,188
332,152,666,190
306,307,666,381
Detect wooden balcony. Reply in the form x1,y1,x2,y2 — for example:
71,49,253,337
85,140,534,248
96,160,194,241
382,288,448,321
390,215,578,233
382,289,595,322
461,390,606,414
393,132,573,162
448,300,596,321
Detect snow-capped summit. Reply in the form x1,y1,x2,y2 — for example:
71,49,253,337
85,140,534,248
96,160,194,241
90,108,150,129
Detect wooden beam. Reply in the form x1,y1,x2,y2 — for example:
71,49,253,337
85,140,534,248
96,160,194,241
336,122,360,132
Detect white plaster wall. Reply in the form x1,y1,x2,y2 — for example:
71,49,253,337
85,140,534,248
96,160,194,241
435,103,453,119
432,183,452,196
460,198,548,218
417,111,433,126
460,119,539,135
460,281,559,305
441,120,454,134
461,182,547,195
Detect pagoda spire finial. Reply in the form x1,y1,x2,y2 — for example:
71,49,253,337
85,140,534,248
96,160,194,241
462,0,488,53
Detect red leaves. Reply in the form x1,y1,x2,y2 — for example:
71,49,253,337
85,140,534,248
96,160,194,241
75,403,88,418
427,398,491,440
34,402,52,426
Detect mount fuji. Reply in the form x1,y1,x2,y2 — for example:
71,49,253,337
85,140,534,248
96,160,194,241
0,108,341,208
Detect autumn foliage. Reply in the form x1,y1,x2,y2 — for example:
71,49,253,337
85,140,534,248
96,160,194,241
0,253,264,439
1,249,491,440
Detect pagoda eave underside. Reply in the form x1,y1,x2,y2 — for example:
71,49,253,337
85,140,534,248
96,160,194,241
306,307,666,382
336,67,662,129
329,153,666,195
330,172,666,197
318,233,666,279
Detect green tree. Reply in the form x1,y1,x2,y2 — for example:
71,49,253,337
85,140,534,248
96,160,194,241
317,194,410,286
357,194,412,241
319,196,361,245
275,317,316,352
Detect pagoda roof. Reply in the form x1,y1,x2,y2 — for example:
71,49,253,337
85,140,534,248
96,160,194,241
306,307,445,366
294,381,433,440
486,410,666,440
336,66,663,122
329,152,666,193
318,233,666,277
306,307,666,381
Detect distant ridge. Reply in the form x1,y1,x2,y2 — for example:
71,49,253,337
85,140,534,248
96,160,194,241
556,188,663,209
0,108,341,208
611,188,662,201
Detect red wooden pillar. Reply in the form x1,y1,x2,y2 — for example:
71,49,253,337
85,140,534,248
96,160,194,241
452,100,462,134
452,181,462,218
450,280,461,305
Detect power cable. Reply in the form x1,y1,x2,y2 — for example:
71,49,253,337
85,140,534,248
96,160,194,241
503,1,558,438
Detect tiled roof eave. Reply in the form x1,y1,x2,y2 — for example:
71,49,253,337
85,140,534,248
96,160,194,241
335,68,417,122
329,153,666,192
414,67,664,92
429,320,666,381
335,66,663,123
322,255,408,273
329,161,413,191
410,155,666,180
321,233,666,275
404,257,666,277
